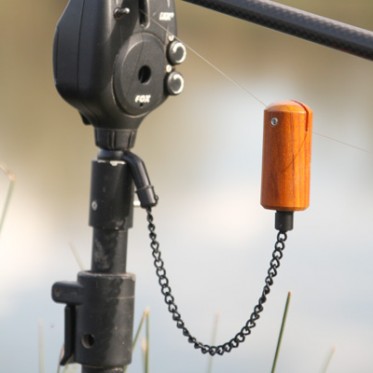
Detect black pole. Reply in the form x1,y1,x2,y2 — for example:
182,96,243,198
52,150,136,372
183,0,373,61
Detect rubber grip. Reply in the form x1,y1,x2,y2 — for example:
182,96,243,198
261,100,312,211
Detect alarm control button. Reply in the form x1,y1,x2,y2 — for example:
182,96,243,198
167,41,187,65
166,71,185,95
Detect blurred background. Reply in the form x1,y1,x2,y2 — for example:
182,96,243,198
0,0,372,372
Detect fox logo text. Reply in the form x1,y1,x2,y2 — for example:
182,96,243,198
135,95,151,104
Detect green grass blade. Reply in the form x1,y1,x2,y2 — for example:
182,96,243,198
271,291,292,373
141,338,148,373
124,308,150,373
69,242,85,270
38,321,45,373
145,310,150,373
133,308,149,351
0,164,15,237
206,312,220,373
321,347,336,373
56,345,65,373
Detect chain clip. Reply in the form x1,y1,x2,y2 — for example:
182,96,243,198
145,206,288,356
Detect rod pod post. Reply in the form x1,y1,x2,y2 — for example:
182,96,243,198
52,150,136,372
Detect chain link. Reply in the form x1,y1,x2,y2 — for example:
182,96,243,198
146,207,288,356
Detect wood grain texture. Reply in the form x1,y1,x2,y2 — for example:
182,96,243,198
261,100,312,211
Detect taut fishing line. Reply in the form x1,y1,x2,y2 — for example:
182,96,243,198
148,6,372,155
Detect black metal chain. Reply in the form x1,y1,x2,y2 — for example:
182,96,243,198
146,207,288,356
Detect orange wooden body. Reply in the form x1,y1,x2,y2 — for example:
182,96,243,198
261,100,312,211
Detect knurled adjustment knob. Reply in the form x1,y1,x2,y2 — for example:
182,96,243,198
166,71,185,95
167,40,187,65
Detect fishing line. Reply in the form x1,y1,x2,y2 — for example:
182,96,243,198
175,38,268,107
184,36,372,154
148,9,372,155
313,131,371,154
147,8,267,107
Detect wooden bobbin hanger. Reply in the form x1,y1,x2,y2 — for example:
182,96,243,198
128,100,314,356
261,100,313,231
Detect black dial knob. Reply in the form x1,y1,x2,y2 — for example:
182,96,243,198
167,41,187,65
166,71,185,95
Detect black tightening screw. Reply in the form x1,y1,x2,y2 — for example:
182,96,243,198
114,7,131,20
